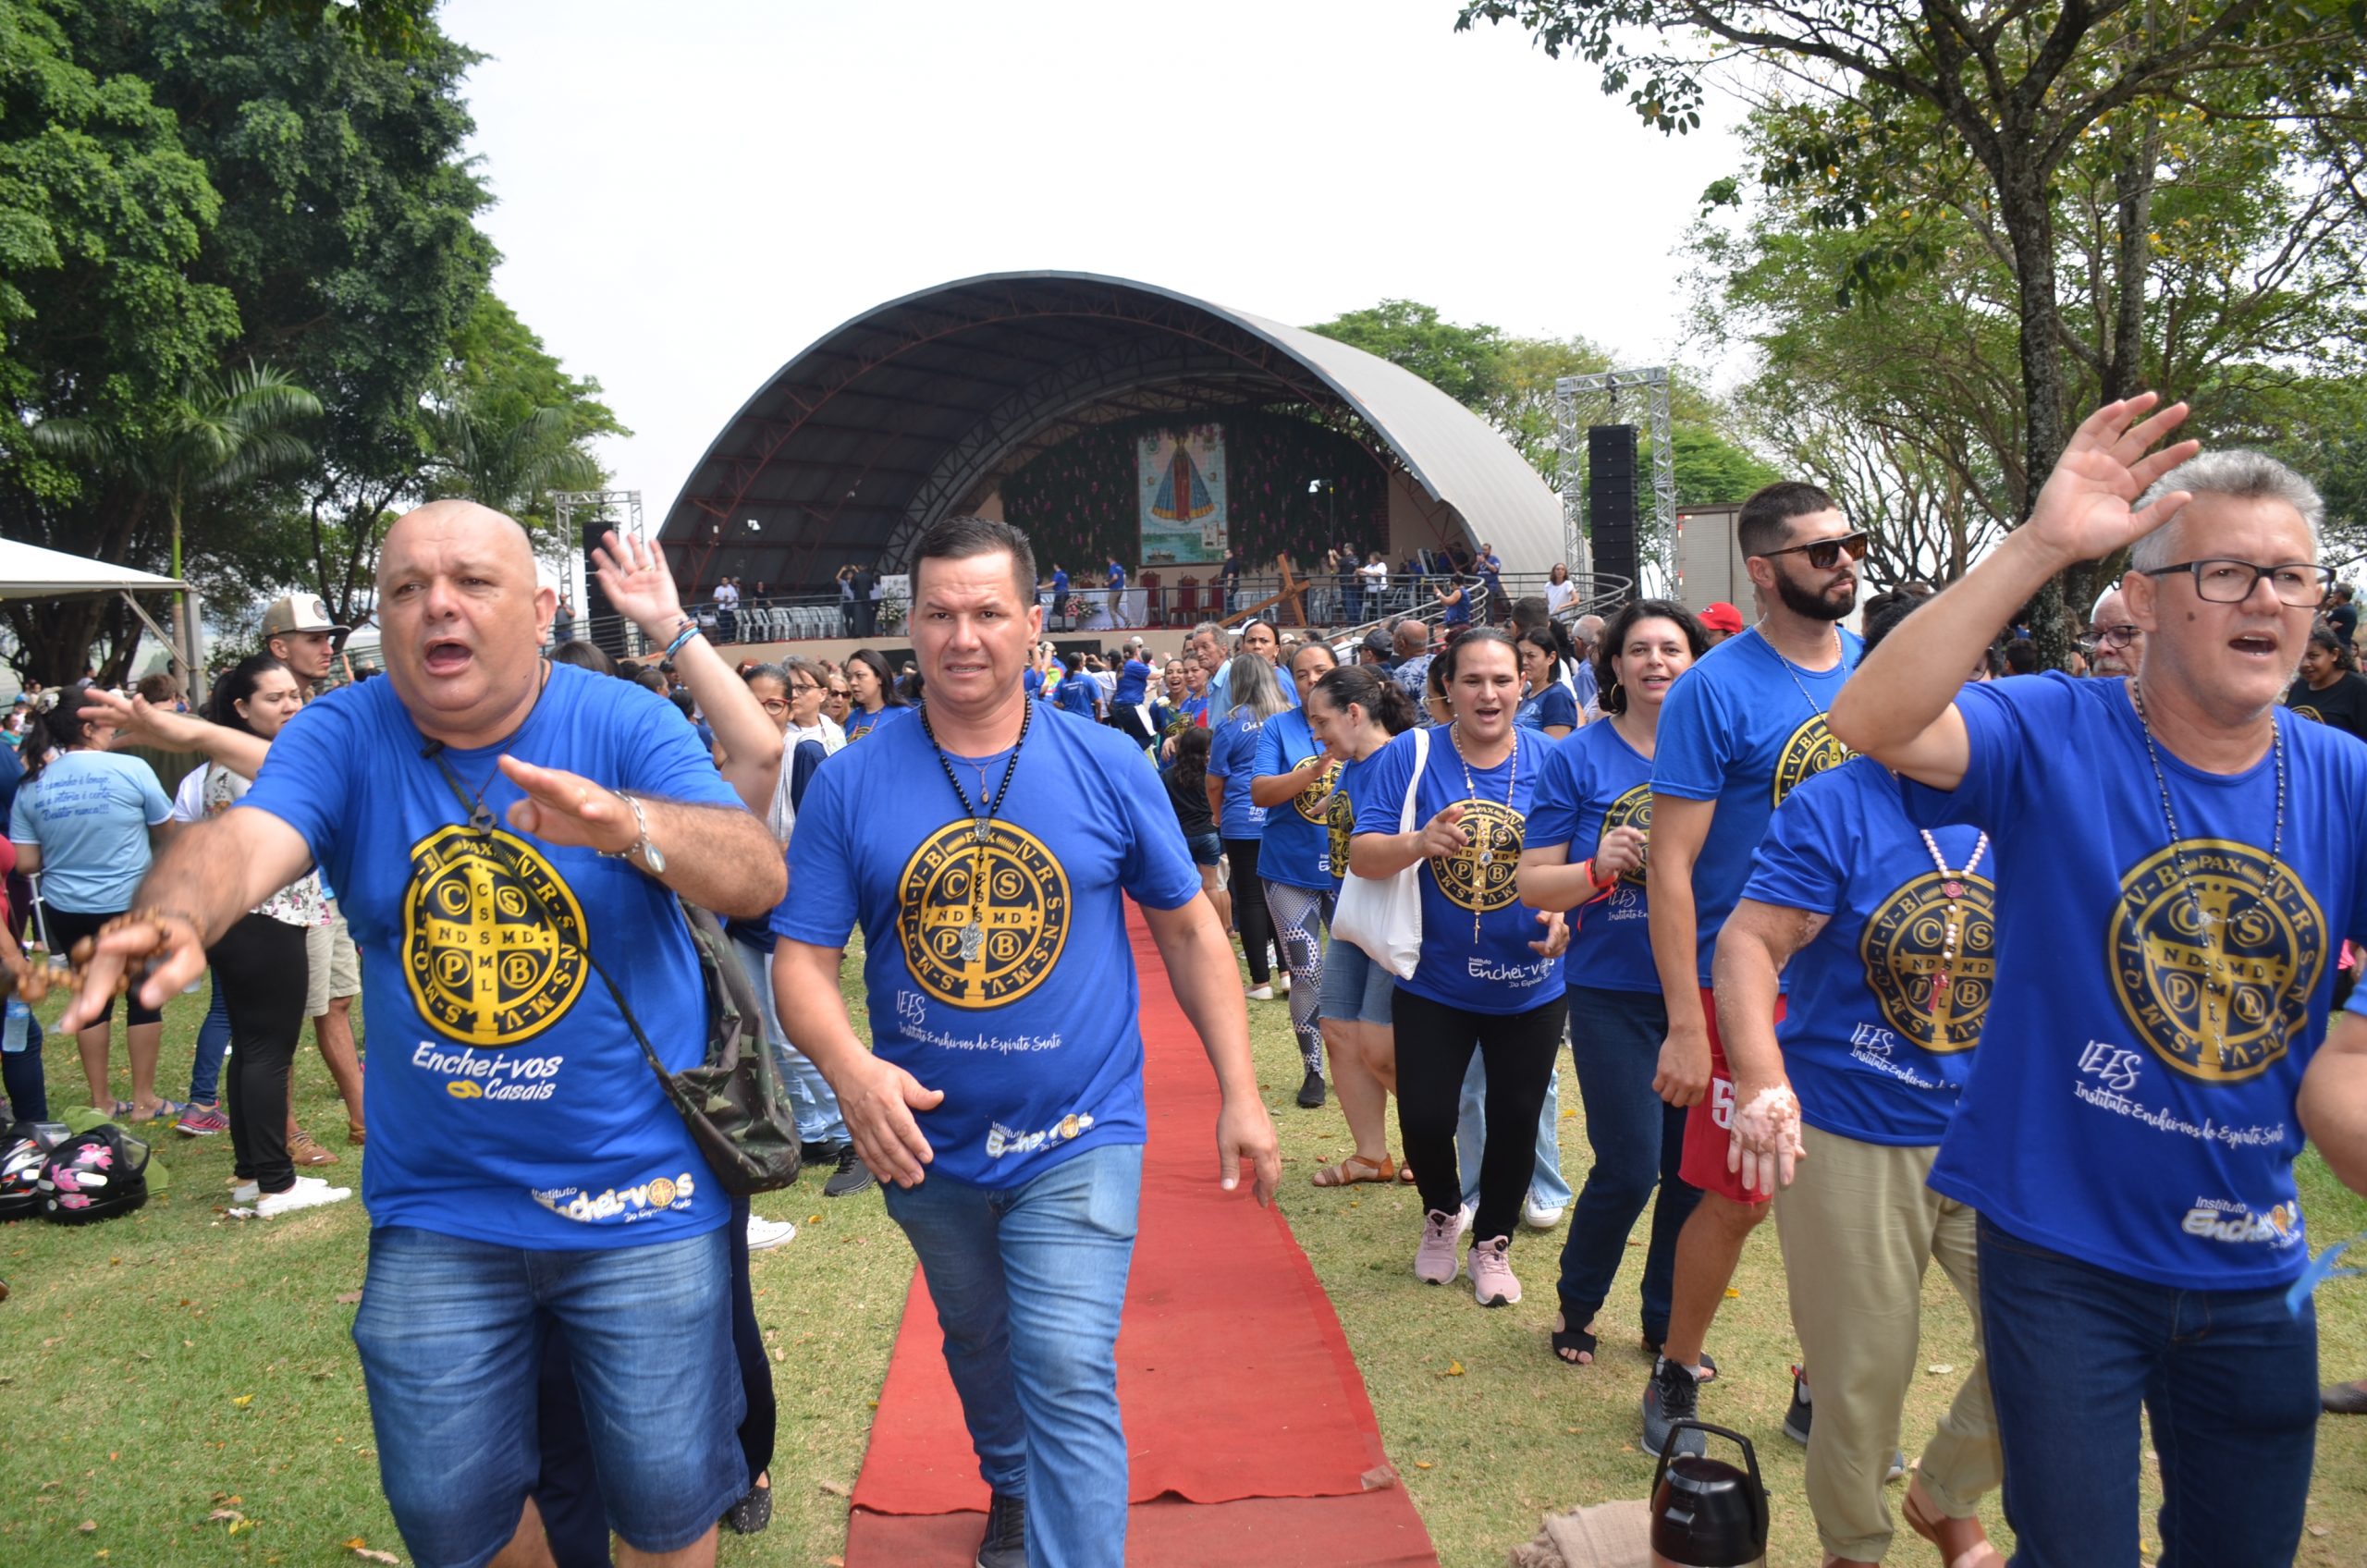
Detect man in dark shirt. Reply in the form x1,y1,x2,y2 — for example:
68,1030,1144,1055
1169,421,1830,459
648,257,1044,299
2329,582,2358,651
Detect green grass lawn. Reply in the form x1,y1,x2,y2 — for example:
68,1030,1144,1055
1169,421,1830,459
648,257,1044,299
1,949,2362,1567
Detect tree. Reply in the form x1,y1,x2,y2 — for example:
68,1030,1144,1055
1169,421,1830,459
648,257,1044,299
1308,300,1509,407
1459,0,2367,662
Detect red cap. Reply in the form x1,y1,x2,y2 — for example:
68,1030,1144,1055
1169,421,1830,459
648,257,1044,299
1699,601,1745,634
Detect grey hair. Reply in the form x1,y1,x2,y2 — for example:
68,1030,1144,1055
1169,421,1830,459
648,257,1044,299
1222,652,1291,722
1189,620,1233,650
2129,449,2324,573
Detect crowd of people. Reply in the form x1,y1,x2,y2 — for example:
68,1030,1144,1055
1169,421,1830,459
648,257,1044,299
11,393,2367,1568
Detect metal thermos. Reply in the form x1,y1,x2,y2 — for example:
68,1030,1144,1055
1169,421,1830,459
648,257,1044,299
1648,1420,1770,1568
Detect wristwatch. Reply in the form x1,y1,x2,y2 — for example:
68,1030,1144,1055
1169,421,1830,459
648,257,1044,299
599,790,667,874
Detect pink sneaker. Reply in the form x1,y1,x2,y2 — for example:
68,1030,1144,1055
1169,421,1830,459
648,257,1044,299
1468,1235,1521,1306
175,1103,227,1136
1414,1209,1462,1284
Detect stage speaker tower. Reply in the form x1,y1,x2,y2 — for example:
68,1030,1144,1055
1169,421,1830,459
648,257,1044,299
1588,423,1639,593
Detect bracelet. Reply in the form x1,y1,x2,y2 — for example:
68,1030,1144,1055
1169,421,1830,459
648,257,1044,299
664,623,701,660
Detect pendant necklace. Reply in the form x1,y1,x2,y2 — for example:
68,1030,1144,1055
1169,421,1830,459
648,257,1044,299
1916,829,1989,1023
1448,719,1518,943
920,701,1033,963
2128,679,2287,1066
1757,621,1844,718
426,664,550,835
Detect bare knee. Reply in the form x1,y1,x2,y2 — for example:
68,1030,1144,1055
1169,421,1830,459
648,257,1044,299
1691,1190,1770,1241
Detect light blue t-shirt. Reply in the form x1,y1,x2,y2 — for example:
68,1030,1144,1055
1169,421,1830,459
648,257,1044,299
774,702,1201,1188
1253,707,1340,891
1351,726,1564,1014
1903,674,2367,1289
1208,710,1269,841
1745,758,1992,1146
1652,625,1862,985
8,752,170,913
239,663,743,1249
1526,719,1657,993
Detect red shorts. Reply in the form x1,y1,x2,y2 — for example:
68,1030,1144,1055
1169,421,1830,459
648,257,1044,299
1678,986,1785,1204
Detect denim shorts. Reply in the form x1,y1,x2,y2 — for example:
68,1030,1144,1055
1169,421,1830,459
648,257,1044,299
351,1223,746,1567
1318,931,1394,1024
1185,831,1223,867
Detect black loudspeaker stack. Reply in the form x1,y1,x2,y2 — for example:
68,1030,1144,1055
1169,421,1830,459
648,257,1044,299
1588,424,1639,592
583,520,629,657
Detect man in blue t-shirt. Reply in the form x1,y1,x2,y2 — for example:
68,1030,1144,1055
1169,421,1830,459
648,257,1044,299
59,500,788,1568
1641,479,1864,1456
771,516,1279,1568
1834,398,2367,1568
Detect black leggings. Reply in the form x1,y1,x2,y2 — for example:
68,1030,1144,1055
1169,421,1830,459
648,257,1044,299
211,913,309,1194
43,906,166,1028
1392,986,1567,1243
1222,839,1272,984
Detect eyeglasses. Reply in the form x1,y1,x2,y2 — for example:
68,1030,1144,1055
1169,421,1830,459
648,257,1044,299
788,680,821,693
2140,559,2336,607
1758,530,1870,571
758,697,791,715
2079,623,2140,652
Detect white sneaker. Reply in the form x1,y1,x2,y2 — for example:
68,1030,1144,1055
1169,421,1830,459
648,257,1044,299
1276,971,1292,996
1245,984,1276,1001
1523,1198,1566,1230
1456,1202,1474,1238
230,1180,260,1204
746,1214,798,1251
256,1177,352,1217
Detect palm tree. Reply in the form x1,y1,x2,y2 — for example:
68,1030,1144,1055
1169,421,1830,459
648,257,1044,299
423,381,603,524
31,360,322,671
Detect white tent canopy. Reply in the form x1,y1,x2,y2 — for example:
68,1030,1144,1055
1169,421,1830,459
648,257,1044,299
0,537,183,598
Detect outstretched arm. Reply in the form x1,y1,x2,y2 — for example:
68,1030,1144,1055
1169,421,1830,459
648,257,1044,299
82,689,268,779
497,756,785,918
1141,893,1281,1206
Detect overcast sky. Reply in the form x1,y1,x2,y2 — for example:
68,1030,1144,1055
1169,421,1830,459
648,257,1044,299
442,0,1743,537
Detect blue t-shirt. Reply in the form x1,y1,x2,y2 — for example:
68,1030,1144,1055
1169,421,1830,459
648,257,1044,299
239,664,742,1249
1050,570,1069,599
1113,659,1151,707
8,752,170,913
1441,583,1472,627
1746,759,1991,1145
1517,682,1579,733
1903,674,2367,1289
1653,626,1862,984
1056,678,1098,723
1570,661,1600,714
1351,726,1564,1014
844,704,912,744
1208,711,1269,840
1023,667,1044,698
1527,720,1658,993
1253,707,1341,891
775,704,1201,1189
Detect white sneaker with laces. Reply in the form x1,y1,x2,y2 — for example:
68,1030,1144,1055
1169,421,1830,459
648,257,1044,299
1523,1197,1566,1230
256,1177,352,1218
1245,984,1276,1001
1456,1202,1474,1238
746,1214,798,1251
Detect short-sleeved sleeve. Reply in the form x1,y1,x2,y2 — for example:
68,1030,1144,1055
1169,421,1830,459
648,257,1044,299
774,760,858,948
239,697,358,881
135,764,170,826
1740,769,1849,917
1350,729,1418,838
7,787,34,845
1650,665,1734,802
1533,684,1578,730
1253,719,1287,779
620,687,744,809
1897,673,2064,837
1525,738,1583,852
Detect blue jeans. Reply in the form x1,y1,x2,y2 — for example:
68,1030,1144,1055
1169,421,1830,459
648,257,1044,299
1555,985,1699,1341
352,1223,745,1568
884,1143,1144,1568
1456,1054,1573,1215
1,1004,44,1121
188,981,230,1105
733,935,848,1148
1977,1218,2317,1568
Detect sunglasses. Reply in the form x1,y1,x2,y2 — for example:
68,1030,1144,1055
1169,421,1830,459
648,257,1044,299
1760,530,1870,571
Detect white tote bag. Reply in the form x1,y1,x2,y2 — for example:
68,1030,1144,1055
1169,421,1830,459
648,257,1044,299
1331,726,1429,980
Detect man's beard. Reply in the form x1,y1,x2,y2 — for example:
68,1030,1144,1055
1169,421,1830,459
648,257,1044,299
1772,568,1856,623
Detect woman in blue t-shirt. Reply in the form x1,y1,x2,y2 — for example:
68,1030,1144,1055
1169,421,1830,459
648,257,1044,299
1350,630,1571,1309
1715,594,2004,1568
1520,598,1710,1368
1306,664,1419,1189
1252,641,1342,1108
1208,655,1290,998
1515,627,1580,739
841,648,910,742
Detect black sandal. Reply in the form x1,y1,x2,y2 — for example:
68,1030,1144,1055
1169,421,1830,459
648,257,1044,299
1551,1321,1600,1366
2324,1380,2367,1415
724,1478,773,1535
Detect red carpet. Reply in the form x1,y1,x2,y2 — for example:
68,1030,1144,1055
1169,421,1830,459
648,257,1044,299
844,906,1438,1567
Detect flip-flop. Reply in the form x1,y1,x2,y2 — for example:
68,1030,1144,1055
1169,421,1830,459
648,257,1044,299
1311,1153,1397,1187
128,1099,188,1124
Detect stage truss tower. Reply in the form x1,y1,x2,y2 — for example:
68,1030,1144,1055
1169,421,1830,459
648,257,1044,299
550,489,645,613
1553,368,1677,593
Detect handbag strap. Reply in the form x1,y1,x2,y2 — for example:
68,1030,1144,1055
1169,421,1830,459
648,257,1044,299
1398,726,1430,833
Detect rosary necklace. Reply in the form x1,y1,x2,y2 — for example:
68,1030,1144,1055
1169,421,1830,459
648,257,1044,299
919,701,1033,963
1916,829,1989,1023
2128,679,2287,1064
1448,719,1517,942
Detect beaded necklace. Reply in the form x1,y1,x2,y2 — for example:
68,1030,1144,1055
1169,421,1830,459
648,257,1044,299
1915,829,1989,1027
1447,720,1517,942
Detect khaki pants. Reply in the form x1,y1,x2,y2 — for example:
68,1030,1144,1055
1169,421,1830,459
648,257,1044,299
1773,1124,2001,1562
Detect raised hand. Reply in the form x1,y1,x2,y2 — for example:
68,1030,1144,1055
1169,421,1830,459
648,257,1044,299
589,529,686,639
1593,823,1647,885
1417,802,1470,861
2025,394,2201,566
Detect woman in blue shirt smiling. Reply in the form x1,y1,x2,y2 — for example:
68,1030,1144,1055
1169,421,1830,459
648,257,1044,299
1253,640,1343,1108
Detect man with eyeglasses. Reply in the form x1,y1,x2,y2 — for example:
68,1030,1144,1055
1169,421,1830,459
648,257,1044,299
1637,481,1866,1458
1833,404,2367,1567
2083,583,2144,678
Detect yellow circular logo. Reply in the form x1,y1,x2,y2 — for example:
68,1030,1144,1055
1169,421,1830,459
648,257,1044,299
2108,840,2323,1083
898,820,1071,1008
644,1176,678,1207
1427,799,1526,914
1327,788,1355,876
2290,704,2325,725
402,827,590,1047
1772,713,1852,805
1600,783,1653,888
1860,871,1998,1052
1294,757,1343,824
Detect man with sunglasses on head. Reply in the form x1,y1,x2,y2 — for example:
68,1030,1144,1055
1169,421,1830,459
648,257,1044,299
1638,482,1866,1458
1833,400,2367,1567
2083,583,2145,679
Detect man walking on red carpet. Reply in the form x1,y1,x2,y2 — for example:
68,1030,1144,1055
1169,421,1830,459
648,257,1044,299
774,515,1282,1568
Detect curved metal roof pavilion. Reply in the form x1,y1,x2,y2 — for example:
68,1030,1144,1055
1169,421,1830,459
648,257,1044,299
659,271,1562,590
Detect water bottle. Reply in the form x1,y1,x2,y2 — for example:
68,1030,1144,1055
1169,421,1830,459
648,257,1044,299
1649,1421,1769,1568
3,996,27,1053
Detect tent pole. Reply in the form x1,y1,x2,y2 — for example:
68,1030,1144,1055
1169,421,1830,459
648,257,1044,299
117,591,181,680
